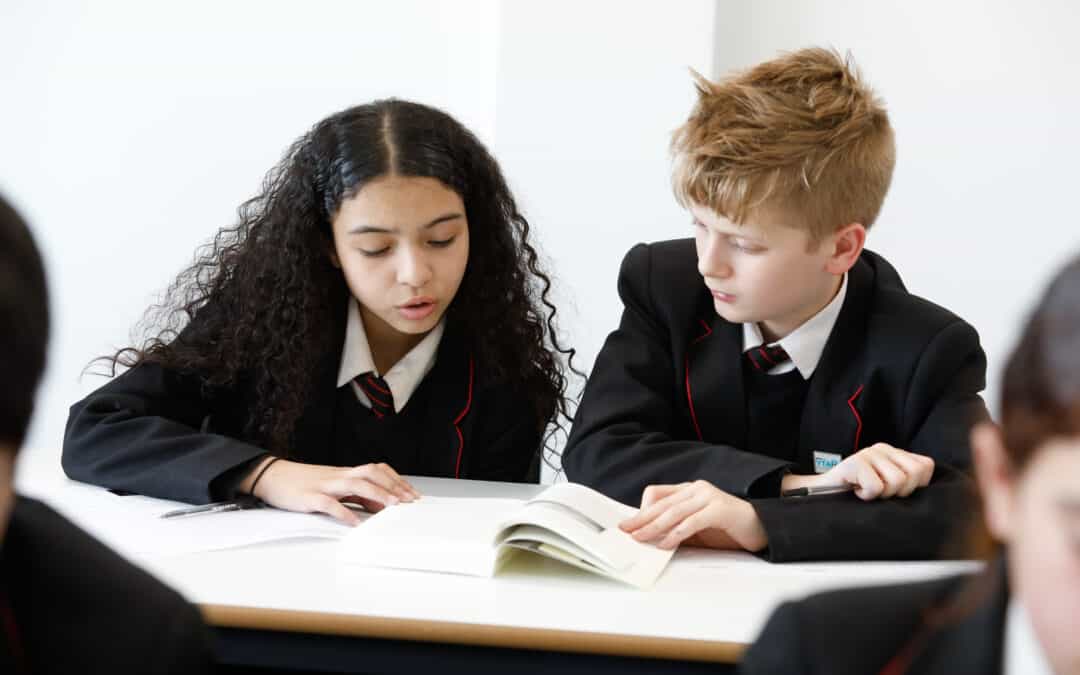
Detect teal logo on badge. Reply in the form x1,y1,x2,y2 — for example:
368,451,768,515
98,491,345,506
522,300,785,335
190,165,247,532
813,451,842,474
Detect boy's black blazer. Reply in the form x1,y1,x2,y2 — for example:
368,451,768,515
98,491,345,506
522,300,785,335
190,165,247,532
0,496,212,674
740,560,1008,674
563,238,987,561
62,314,541,504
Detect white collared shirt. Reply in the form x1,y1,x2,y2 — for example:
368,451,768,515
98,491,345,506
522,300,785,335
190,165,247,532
335,299,444,413
742,273,848,380
1004,600,1055,675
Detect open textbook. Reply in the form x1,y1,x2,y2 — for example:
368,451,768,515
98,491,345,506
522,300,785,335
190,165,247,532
339,482,674,589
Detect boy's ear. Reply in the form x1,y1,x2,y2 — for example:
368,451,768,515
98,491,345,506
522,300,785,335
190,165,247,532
971,421,1016,543
823,222,866,275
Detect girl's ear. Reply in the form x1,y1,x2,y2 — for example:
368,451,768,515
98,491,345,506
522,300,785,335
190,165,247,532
327,244,341,269
971,421,1016,543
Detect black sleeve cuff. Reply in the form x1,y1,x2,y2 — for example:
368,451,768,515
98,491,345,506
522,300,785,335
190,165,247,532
209,453,269,501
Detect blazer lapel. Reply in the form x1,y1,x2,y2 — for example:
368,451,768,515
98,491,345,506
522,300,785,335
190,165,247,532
684,296,746,447
417,325,472,478
796,255,876,471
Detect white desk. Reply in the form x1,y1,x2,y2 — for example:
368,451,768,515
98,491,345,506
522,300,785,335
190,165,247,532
17,460,982,671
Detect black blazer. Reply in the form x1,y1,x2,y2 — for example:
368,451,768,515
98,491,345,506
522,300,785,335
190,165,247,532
62,314,542,504
1,496,212,674
740,559,1008,674
563,239,987,561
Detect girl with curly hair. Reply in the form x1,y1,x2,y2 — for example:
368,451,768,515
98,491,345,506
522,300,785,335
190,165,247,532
62,99,576,524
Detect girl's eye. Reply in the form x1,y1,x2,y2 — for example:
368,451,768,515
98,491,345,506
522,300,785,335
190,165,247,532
429,236,456,248
691,219,705,229
359,246,391,257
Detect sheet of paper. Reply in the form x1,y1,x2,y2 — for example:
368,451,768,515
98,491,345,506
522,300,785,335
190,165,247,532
33,480,353,558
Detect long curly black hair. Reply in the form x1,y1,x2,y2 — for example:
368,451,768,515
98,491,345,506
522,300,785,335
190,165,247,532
102,99,578,461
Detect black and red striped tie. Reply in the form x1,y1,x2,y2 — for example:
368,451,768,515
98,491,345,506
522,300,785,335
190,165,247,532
745,344,790,371
355,372,395,418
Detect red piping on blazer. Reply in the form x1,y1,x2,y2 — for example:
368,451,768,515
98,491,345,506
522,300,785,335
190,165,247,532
685,319,713,441
453,356,475,478
848,384,865,452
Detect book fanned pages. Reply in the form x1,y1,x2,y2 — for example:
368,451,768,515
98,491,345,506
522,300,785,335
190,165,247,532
339,483,674,589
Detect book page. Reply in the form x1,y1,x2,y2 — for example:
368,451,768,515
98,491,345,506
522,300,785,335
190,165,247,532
338,497,524,577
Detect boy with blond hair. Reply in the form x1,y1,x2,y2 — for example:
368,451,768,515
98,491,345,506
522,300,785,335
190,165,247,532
563,48,987,561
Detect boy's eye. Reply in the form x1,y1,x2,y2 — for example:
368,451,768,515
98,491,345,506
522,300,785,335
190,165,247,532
691,219,705,229
429,236,456,248
730,239,762,253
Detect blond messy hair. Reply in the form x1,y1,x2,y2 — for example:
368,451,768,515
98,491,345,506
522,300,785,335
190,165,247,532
672,47,896,241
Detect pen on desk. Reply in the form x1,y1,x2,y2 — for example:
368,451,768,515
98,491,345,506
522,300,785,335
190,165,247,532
780,484,856,498
160,497,263,519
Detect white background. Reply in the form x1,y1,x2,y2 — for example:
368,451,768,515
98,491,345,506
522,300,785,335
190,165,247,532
3,1,1077,482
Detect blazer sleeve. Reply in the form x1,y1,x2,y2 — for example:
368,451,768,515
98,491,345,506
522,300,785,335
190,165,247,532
903,319,989,469
62,361,269,504
750,320,987,562
464,384,543,483
739,601,811,675
562,243,791,506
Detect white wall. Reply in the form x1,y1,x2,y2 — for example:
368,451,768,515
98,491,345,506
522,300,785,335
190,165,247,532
494,0,717,384
2,0,502,477
6,0,1074,482
714,0,1080,413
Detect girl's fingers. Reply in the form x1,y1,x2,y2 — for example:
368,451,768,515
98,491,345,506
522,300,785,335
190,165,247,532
370,463,420,499
337,475,399,506
310,494,361,526
345,465,411,502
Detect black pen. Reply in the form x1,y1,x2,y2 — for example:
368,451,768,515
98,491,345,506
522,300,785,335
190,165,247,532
781,484,856,498
160,496,263,519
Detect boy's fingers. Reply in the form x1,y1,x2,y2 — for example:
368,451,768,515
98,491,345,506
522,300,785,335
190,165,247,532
630,493,708,542
890,452,927,497
868,455,906,498
854,459,884,500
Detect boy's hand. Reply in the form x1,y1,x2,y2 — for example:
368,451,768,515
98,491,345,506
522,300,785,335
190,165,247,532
243,458,420,525
783,444,935,500
618,480,768,552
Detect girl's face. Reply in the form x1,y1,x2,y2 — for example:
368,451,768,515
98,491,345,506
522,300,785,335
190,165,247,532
973,424,1080,674
330,174,469,345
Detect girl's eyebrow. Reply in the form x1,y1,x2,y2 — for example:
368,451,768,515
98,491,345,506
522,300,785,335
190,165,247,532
348,212,463,235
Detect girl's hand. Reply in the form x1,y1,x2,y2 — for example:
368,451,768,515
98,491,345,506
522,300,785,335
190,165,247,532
618,480,768,552
243,458,420,525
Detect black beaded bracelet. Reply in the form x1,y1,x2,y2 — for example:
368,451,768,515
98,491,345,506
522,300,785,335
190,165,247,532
249,456,281,495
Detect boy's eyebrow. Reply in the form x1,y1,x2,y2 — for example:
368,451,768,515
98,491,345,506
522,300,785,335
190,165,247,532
348,212,464,235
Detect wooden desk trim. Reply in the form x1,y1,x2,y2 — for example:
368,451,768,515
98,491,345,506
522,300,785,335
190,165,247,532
201,604,745,663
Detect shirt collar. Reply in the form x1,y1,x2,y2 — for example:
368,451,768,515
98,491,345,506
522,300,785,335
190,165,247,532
1004,600,1055,675
335,299,444,412
742,273,847,379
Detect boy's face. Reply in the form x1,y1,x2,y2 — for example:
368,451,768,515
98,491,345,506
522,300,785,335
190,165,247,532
691,204,842,340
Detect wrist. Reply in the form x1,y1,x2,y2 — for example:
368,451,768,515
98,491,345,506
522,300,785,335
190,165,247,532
780,472,822,493
240,455,282,495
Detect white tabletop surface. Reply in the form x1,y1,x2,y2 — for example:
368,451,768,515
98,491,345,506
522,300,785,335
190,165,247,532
15,455,983,649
